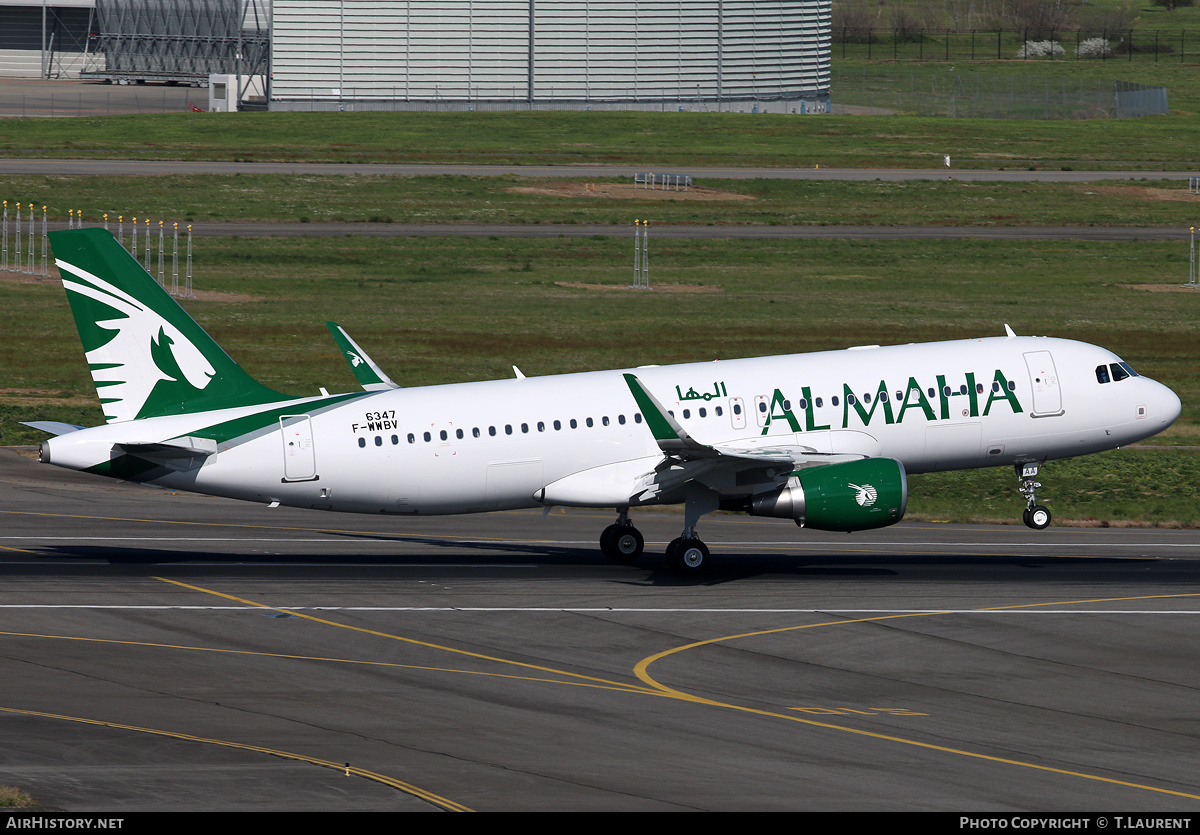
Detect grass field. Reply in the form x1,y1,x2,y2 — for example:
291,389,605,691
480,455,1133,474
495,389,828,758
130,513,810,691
1,102,1198,169
4,173,1200,227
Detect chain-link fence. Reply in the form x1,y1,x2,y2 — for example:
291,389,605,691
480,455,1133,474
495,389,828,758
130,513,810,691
0,82,207,117
832,66,1167,119
834,28,1198,64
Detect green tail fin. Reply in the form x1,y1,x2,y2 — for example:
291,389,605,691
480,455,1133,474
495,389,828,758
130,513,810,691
49,228,289,423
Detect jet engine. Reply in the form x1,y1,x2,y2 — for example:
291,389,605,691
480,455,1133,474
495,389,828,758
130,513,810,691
747,458,907,532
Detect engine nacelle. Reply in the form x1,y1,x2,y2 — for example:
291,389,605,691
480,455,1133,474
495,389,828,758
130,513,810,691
749,458,907,532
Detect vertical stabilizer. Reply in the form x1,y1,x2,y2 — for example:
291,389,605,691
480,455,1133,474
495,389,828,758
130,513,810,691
49,228,289,423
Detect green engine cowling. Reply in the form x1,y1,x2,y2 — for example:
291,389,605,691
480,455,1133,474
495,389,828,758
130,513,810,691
749,458,908,532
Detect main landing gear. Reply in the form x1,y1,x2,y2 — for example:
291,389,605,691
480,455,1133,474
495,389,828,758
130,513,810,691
599,508,644,564
1016,462,1052,530
599,486,720,575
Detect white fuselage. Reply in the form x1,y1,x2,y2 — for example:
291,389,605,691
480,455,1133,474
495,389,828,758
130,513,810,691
42,335,1181,517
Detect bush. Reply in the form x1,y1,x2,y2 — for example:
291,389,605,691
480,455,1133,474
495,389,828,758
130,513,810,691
1076,37,1113,58
1016,40,1065,57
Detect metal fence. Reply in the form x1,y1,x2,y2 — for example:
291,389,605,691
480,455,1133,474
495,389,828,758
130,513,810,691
834,28,1200,64
0,86,206,118
832,66,1168,119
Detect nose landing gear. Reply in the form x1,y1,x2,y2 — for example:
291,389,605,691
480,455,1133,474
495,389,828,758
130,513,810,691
1017,462,1052,530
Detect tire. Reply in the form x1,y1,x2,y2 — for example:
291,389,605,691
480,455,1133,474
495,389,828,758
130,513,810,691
601,524,644,564
666,537,710,575
1024,505,1052,530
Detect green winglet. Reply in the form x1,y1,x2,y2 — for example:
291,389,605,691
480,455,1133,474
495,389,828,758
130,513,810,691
622,373,677,441
326,322,400,391
622,373,710,455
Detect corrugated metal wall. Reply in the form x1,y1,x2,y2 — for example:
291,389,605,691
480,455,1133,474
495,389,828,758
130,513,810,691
0,5,94,77
271,1,829,106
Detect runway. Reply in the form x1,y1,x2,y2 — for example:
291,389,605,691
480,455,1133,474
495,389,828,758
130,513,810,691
1,449,1199,811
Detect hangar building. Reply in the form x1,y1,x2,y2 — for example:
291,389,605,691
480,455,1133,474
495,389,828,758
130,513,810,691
268,1,831,113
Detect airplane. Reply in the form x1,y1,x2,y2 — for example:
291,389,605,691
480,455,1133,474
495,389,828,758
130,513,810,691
31,228,1182,573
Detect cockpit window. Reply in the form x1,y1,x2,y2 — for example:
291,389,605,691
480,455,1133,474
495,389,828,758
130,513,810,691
1110,363,1130,382
1096,365,1111,384
1118,361,1139,378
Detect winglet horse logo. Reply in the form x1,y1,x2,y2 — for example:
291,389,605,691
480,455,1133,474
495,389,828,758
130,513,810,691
57,259,216,423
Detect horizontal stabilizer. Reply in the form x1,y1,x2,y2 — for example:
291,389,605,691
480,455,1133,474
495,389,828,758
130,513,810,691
115,436,218,471
21,421,86,437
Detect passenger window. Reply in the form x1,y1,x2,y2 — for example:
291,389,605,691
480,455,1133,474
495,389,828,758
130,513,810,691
815,397,823,408
586,417,594,427
407,433,415,444
391,435,398,445
602,416,610,426
634,413,643,423
715,406,722,416
537,421,545,432
733,403,742,415
488,426,496,436
439,430,447,441
505,424,513,435
423,431,431,442
832,396,840,407
618,415,626,424
554,420,562,430
358,437,366,448
570,419,578,429
456,429,464,439
682,409,690,419
375,436,383,446
521,423,529,433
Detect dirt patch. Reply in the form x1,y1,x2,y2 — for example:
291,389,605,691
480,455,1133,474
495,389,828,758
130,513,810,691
0,268,264,302
508,181,755,202
556,281,722,294
1077,185,1200,203
0,387,96,407
1115,283,1200,293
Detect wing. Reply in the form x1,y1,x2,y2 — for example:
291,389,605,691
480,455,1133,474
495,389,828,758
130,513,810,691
535,374,869,507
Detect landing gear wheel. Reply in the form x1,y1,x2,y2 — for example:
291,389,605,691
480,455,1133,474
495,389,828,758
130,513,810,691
666,537,710,575
600,524,644,564
1023,505,1052,530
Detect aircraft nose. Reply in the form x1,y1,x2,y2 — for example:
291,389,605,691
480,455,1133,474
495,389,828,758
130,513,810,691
1152,380,1182,429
